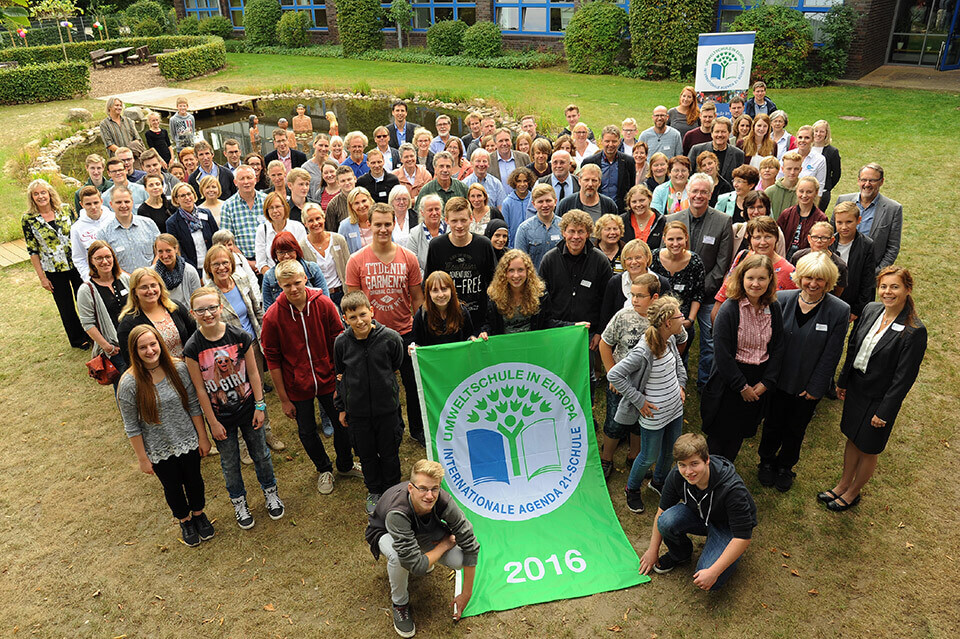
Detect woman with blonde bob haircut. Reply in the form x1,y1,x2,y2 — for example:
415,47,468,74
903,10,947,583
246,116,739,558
339,186,375,253
478,249,570,337
700,253,784,463
117,267,196,362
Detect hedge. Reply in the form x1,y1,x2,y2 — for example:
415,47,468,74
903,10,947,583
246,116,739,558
276,10,311,48
730,6,813,88
630,0,713,81
0,60,89,104
427,20,468,56
461,21,502,59
237,44,564,69
564,0,628,75
244,0,282,48
337,0,384,55
0,35,218,66
177,15,201,35
156,36,226,80
199,16,234,40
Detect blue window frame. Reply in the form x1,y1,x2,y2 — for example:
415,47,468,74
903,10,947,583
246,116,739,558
228,0,244,28
403,2,476,31
185,0,220,20
717,0,841,45
495,1,574,35
280,0,328,30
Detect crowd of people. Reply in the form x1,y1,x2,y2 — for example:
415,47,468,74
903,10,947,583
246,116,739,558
19,85,926,637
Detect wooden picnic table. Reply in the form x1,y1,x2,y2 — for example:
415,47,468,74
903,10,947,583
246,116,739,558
104,47,134,66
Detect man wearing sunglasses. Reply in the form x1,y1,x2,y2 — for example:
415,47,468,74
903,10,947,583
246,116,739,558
365,459,480,637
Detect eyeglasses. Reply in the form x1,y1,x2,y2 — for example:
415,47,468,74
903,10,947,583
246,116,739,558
858,178,881,184
211,260,232,269
192,305,221,316
808,236,832,242
411,484,440,495
375,134,388,138
276,251,297,260
92,255,112,263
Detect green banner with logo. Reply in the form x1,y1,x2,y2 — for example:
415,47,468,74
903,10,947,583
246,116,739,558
413,325,647,617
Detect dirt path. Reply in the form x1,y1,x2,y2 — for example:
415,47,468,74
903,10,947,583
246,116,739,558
89,63,168,98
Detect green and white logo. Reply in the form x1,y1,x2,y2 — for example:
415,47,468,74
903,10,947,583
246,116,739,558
703,46,746,91
436,362,588,522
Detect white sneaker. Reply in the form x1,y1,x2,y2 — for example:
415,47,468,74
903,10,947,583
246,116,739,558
231,495,255,529
337,461,364,479
317,471,334,495
264,485,285,519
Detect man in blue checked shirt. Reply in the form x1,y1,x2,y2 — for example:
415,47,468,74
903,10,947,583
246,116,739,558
515,183,562,270
220,166,266,272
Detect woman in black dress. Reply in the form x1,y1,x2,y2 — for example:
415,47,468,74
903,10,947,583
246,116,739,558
700,254,784,462
819,266,927,512
650,221,704,359
410,270,476,349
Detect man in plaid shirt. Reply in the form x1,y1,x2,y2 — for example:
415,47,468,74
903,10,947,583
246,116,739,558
220,165,266,270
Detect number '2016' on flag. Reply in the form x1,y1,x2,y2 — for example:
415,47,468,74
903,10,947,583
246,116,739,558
413,325,648,617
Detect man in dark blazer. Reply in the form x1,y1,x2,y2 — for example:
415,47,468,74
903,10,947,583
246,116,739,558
188,140,236,200
386,100,418,150
537,150,580,202
664,173,733,389
581,124,635,212
264,129,307,169
687,117,745,186
487,129,530,186
831,201,876,322
835,163,901,273
356,148,401,204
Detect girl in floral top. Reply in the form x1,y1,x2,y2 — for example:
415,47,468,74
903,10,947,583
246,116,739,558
21,179,89,348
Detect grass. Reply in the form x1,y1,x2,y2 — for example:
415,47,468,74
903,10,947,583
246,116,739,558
0,55,959,636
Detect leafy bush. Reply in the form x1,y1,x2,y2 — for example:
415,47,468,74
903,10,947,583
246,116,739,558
223,38,248,53
337,0,384,55
244,0,283,48
564,0,627,75
156,37,226,79
125,0,167,27
132,17,163,37
426,19,467,56
177,15,201,35
461,21,502,59
199,15,234,39
630,0,713,80
816,4,859,83
0,35,217,65
242,44,564,69
730,5,813,88
276,10,310,48
0,60,88,104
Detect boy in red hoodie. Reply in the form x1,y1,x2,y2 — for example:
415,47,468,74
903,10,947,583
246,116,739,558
261,259,359,495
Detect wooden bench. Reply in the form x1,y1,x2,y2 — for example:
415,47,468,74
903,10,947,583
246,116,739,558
126,45,149,64
90,48,112,69
0,61,19,69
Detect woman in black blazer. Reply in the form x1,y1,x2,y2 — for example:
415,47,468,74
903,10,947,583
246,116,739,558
819,266,927,512
165,183,219,270
700,254,784,462
758,253,849,492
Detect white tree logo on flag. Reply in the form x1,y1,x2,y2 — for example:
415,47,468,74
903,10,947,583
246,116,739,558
703,46,746,91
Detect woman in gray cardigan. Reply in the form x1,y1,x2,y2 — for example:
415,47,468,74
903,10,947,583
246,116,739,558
77,240,130,378
757,253,849,492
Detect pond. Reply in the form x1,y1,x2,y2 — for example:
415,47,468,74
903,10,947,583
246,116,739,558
59,97,472,181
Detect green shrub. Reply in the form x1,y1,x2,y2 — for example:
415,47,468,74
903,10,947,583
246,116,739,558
132,18,164,37
3,24,81,46
125,0,167,27
157,37,226,80
199,15,234,39
166,7,179,34
223,38,248,53
564,0,628,75
630,0,713,80
461,21,501,59
426,19,467,56
816,4,859,83
244,0,283,48
241,44,564,69
276,11,310,48
0,60,89,104
337,0,384,55
177,15,201,35
730,5,813,88
0,35,217,65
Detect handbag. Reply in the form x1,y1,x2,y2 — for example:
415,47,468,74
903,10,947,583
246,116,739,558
84,282,121,385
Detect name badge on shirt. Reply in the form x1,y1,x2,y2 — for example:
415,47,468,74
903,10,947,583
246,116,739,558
119,288,128,296
891,323,905,332
815,323,828,332
379,190,387,198
580,279,592,288
333,245,341,251
550,234,561,241
703,235,716,245
674,283,685,291
114,245,125,252
764,307,771,315
349,232,358,238
198,212,208,221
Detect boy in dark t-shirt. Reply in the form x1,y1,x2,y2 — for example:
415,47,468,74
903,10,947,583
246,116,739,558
184,287,284,531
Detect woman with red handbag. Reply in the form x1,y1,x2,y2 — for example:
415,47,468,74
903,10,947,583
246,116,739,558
77,240,130,386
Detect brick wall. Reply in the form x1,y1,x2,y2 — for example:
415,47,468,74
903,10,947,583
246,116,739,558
844,0,898,79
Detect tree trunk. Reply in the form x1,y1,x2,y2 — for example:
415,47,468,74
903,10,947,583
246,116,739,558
396,26,402,49
57,18,67,62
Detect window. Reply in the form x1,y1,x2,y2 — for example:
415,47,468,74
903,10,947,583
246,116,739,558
185,0,221,20
495,0,574,35
717,0,842,45
408,2,477,31
280,0,327,30
228,0,244,27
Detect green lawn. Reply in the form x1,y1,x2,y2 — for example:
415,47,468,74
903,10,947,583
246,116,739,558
0,54,958,636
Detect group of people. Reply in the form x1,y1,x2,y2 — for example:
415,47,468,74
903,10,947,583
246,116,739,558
19,89,926,637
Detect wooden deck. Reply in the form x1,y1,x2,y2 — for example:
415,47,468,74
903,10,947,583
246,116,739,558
97,88,259,115
0,239,29,268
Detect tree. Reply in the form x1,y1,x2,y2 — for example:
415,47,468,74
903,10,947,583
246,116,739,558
388,0,412,49
31,0,83,62
0,0,29,48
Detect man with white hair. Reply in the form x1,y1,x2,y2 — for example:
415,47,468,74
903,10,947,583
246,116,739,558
536,149,579,202
429,114,454,153
462,148,506,208
342,130,371,178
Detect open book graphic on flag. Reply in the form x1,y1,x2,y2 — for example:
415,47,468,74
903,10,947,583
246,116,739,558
467,417,561,485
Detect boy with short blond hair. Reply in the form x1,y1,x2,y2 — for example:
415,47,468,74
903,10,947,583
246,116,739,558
169,96,196,153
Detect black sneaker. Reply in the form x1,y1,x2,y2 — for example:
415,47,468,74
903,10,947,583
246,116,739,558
757,462,776,487
180,519,200,547
392,602,415,638
264,485,285,519
653,553,690,574
775,468,796,493
231,495,255,530
193,512,215,541
624,487,645,513
648,479,664,496
601,459,613,480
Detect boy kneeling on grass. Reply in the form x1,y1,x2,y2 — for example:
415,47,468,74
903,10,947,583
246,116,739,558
334,291,405,516
639,433,757,591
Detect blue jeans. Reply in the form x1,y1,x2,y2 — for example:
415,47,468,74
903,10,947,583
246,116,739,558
216,402,277,500
696,301,715,389
627,414,683,490
603,386,640,439
657,503,741,590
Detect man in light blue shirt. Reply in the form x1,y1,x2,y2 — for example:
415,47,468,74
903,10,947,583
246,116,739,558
462,149,506,208
639,106,683,158
515,183,562,270
429,114,453,153
95,185,160,273
102,157,148,211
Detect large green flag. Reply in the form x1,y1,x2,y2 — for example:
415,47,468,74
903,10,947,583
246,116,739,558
413,325,647,617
